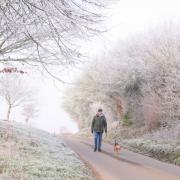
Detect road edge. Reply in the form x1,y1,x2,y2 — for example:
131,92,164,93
76,151,103,180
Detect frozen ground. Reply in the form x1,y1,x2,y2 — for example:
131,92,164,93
104,128,180,166
0,121,95,180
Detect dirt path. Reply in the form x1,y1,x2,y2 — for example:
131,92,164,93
64,137,180,180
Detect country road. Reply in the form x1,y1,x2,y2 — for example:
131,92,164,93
64,137,180,180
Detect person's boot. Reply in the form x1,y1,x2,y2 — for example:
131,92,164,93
94,148,97,152
98,148,101,152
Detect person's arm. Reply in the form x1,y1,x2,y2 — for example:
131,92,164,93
91,117,95,133
103,116,107,134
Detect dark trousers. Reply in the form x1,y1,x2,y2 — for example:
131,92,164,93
94,132,103,150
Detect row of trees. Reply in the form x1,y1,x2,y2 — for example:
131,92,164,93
63,24,180,133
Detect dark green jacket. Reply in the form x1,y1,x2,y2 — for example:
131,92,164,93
91,114,107,133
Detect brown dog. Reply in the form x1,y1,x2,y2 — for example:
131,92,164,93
114,140,121,155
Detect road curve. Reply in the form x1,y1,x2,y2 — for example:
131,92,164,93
63,137,180,180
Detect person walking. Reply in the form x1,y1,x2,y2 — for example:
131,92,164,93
91,108,107,152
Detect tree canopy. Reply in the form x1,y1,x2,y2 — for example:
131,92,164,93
0,0,109,69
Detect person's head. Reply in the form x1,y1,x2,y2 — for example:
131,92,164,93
98,108,103,113
97,108,103,116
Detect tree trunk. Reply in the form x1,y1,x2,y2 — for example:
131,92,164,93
25,117,29,125
6,104,12,121
5,104,13,141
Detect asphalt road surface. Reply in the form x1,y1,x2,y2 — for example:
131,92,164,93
64,137,180,180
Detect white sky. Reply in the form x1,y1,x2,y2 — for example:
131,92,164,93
1,0,180,133
82,0,180,57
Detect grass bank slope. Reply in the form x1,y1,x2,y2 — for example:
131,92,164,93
0,121,95,180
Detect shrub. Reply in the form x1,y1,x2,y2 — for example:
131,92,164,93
122,112,132,127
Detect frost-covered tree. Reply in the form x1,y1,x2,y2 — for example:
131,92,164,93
63,23,180,133
22,103,38,124
0,74,33,121
0,0,109,72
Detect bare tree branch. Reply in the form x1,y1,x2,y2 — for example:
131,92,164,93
0,0,109,69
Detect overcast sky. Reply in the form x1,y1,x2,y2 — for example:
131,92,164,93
1,0,180,133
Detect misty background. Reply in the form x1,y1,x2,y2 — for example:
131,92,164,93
0,0,180,134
